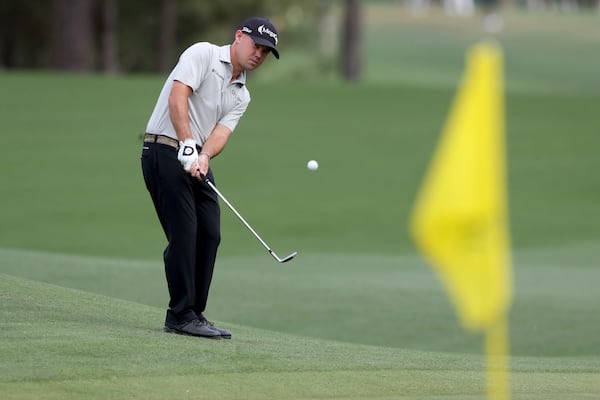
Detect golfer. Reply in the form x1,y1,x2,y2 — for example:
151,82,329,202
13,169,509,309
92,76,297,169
141,17,279,339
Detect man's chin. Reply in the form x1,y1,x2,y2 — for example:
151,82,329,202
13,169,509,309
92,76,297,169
246,60,263,70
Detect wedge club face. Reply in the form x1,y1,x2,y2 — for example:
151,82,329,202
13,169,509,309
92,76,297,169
270,250,298,263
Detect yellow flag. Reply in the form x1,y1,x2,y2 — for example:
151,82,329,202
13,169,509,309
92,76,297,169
410,42,512,332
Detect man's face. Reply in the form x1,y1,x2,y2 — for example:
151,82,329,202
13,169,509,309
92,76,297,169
234,31,271,71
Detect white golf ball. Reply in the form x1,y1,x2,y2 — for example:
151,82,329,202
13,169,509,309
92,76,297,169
307,160,319,171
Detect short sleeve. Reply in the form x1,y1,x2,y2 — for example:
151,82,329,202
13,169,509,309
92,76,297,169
171,43,212,91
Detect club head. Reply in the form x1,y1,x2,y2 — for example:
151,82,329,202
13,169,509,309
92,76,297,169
270,251,298,263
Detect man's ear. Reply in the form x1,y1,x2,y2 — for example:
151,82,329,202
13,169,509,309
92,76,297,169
233,30,244,44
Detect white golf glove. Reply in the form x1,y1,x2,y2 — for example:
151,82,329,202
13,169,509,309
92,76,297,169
177,138,199,172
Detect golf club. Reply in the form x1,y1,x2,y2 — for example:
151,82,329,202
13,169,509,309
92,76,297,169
203,177,297,263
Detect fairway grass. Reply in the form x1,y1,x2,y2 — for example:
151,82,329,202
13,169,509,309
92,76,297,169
2,272,599,400
3,244,600,358
1,5,600,399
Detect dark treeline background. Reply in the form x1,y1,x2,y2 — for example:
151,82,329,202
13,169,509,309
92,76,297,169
0,0,345,74
3,0,596,78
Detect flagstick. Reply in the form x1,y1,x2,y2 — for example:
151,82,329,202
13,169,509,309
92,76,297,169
486,315,510,400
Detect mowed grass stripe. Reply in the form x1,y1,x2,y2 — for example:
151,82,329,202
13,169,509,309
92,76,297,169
2,245,600,357
1,274,599,400
0,273,479,378
2,374,599,400
0,371,484,400
3,371,600,400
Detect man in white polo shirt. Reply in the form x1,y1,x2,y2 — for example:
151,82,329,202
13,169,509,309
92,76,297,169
141,17,279,339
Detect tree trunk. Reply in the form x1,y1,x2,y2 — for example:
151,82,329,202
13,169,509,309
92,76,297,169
0,5,17,68
341,0,361,81
101,0,118,73
50,0,95,71
159,0,176,73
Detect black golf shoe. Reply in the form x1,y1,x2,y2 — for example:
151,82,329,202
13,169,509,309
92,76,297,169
198,314,232,339
164,318,221,339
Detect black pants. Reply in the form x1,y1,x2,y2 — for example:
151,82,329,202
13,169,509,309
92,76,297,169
141,142,221,324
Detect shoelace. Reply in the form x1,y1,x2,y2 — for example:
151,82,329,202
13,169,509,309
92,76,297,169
191,318,208,327
197,315,214,327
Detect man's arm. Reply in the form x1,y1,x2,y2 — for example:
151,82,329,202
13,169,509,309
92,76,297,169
196,124,232,178
168,80,194,142
169,80,204,176
168,80,232,179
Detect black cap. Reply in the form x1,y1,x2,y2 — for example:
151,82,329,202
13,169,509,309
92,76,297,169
240,17,279,59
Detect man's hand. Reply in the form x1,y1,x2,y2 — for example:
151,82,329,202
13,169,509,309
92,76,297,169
197,152,210,178
177,138,199,173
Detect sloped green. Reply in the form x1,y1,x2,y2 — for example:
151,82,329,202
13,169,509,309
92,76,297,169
2,273,599,399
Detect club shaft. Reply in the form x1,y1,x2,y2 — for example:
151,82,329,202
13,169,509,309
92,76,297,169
204,179,273,253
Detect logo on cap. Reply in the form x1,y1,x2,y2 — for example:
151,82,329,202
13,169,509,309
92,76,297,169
258,24,278,45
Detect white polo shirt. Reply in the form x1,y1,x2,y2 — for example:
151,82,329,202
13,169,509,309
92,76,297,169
146,43,251,145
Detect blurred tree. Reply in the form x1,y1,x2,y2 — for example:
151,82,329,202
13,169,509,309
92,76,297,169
317,0,339,74
100,0,119,73
119,0,288,72
1,0,323,73
0,0,50,69
2,0,600,74
50,0,95,71
158,0,176,73
341,0,362,81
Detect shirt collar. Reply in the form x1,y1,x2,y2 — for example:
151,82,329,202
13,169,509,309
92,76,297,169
220,45,246,85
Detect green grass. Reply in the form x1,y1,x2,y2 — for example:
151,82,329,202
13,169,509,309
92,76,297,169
1,5,600,399
2,243,599,358
2,271,599,399
0,78,597,257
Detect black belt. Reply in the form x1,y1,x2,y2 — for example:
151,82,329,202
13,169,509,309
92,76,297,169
144,133,202,152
